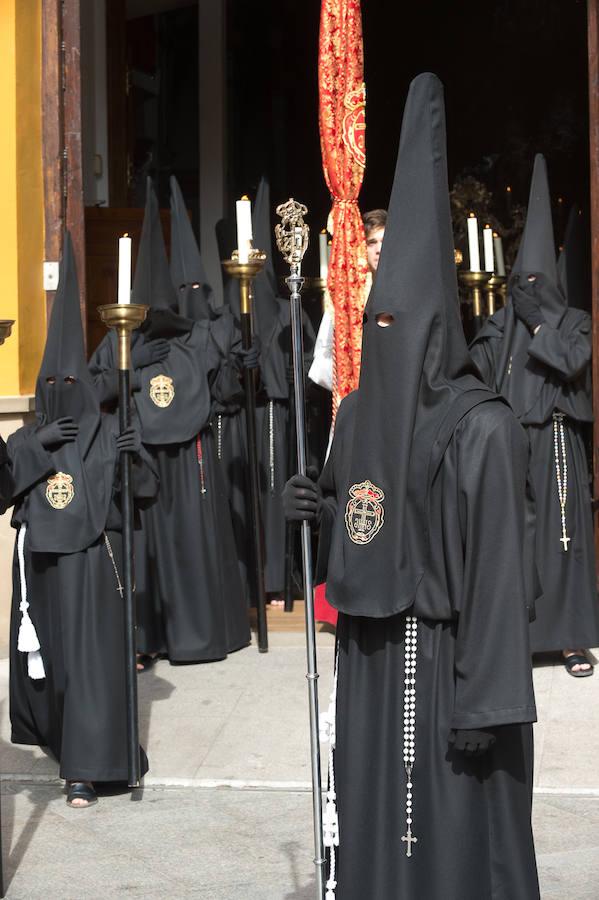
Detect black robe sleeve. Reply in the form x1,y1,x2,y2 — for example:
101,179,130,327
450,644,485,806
6,425,55,500
450,402,537,730
469,339,499,391
526,309,591,382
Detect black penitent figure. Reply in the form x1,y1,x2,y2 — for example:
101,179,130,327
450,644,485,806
470,156,599,659
285,74,539,899
90,181,249,662
7,233,156,798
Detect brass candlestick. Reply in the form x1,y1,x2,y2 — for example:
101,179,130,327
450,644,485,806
98,303,148,369
458,270,492,334
0,319,15,346
221,249,269,654
485,274,507,316
98,301,148,788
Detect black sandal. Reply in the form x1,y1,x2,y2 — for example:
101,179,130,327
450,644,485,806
66,782,98,807
564,653,594,678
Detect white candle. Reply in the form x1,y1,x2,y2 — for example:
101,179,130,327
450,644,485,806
236,196,253,264
483,225,494,272
493,233,506,276
467,214,480,272
118,234,131,304
319,230,328,280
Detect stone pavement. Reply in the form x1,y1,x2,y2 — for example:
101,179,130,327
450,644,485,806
0,633,597,898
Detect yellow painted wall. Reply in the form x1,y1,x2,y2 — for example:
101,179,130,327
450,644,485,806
0,0,45,397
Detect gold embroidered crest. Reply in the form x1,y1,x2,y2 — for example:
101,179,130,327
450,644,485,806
345,480,385,545
46,472,75,509
150,374,175,408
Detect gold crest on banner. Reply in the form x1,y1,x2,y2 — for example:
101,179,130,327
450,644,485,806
345,479,385,545
46,472,75,509
150,374,175,408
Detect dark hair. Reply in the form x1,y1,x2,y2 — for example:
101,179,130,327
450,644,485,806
363,208,387,237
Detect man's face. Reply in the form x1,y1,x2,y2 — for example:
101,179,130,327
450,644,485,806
366,227,385,274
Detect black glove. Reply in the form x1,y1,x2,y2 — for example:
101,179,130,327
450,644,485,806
238,335,261,371
115,426,141,455
511,275,545,334
37,417,79,449
131,338,171,370
449,728,496,757
282,468,322,521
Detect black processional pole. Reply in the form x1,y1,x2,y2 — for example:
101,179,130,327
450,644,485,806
0,317,15,898
284,382,297,612
98,302,148,787
222,254,269,653
275,200,325,899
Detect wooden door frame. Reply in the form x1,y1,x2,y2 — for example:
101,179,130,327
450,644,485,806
41,0,86,336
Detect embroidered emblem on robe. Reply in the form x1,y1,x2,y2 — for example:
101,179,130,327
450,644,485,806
345,480,385,544
150,374,175,407
46,472,75,509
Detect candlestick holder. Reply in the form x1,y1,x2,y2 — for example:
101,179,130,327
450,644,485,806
458,271,491,318
221,249,268,654
0,320,15,346
98,304,148,368
484,274,507,316
98,301,147,788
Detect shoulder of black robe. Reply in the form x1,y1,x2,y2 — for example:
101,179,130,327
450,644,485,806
324,73,494,619
12,233,115,552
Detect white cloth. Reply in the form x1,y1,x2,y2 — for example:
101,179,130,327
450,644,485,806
308,308,334,392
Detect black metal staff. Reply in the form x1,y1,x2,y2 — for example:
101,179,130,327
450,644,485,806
98,302,147,787
284,379,297,612
275,199,325,899
0,317,15,898
222,254,269,653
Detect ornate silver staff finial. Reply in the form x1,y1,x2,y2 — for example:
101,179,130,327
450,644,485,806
275,198,310,268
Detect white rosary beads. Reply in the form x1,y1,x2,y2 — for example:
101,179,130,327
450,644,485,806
553,413,570,551
402,615,418,857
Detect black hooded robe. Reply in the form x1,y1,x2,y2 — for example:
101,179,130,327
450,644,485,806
8,417,157,782
90,321,250,662
310,73,539,900
317,393,539,900
470,308,599,652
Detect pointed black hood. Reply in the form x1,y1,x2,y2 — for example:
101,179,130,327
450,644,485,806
169,175,217,320
510,153,564,325
476,154,566,418
26,232,115,553
325,73,491,619
557,205,591,312
36,231,100,451
134,178,194,339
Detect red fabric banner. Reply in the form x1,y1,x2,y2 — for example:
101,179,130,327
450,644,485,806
318,0,369,418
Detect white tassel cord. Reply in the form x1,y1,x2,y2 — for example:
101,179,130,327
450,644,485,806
320,647,339,900
17,524,45,679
